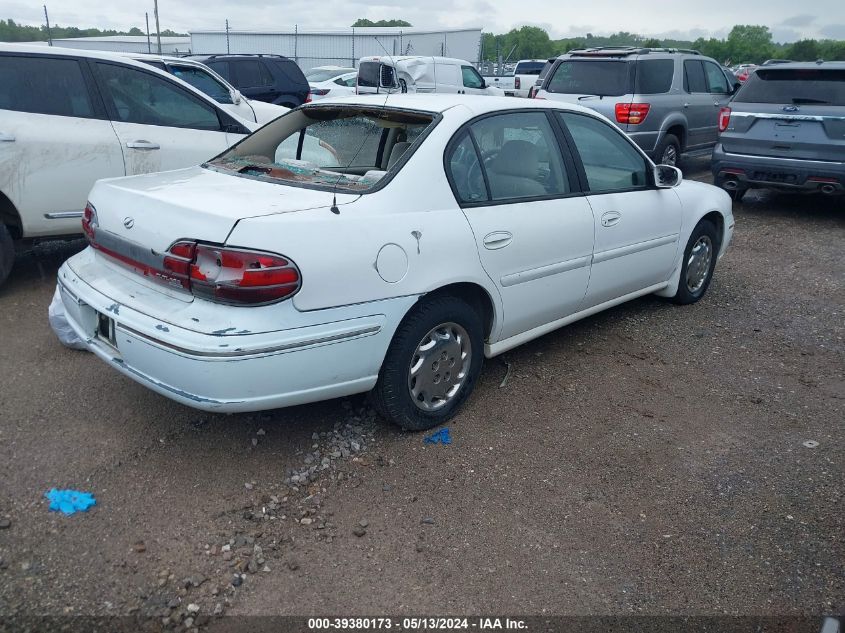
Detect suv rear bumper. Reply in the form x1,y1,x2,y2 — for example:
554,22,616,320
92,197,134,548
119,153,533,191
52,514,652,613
712,144,845,194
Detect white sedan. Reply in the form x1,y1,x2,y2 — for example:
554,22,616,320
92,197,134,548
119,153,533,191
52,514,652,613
57,95,734,430
305,66,358,101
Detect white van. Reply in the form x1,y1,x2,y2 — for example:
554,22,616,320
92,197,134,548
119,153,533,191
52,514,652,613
356,56,504,96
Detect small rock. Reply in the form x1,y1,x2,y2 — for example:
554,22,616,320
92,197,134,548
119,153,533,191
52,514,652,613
352,526,367,537
133,541,146,553
187,603,200,614
415,544,425,553
244,483,254,490
231,575,243,587
300,517,313,526
213,603,225,617
0,518,10,529
167,598,181,609
262,565,271,573
421,517,435,525
184,617,194,628
256,429,266,436
251,438,258,447
287,559,299,571
358,519,369,528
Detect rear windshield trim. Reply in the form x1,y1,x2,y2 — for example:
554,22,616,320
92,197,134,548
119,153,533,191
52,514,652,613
203,104,443,196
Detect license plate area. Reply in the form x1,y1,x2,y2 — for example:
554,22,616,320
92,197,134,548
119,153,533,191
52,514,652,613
752,171,798,184
96,312,118,349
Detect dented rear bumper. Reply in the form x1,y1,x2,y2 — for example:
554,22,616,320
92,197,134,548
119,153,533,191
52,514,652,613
57,251,415,412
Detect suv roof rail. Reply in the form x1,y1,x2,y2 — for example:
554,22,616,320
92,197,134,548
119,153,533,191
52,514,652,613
567,46,702,57
200,53,290,60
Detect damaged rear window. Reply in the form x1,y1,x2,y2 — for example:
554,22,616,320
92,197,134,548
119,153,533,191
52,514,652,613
207,105,438,192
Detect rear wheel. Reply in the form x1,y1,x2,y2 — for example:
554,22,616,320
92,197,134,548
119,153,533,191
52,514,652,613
655,133,681,166
672,220,719,305
0,224,14,288
371,295,483,431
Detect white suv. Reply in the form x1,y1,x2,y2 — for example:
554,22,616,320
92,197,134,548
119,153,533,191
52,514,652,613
0,44,259,286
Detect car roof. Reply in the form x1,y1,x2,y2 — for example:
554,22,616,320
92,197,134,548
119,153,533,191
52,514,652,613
125,52,200,64
307,93,605,117
753,61,845,70
359,56,473,66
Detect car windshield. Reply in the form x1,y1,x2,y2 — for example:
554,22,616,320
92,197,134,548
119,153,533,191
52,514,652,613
207,105,437,192
546,60,631,96
734,68,845,106
307,68,355,82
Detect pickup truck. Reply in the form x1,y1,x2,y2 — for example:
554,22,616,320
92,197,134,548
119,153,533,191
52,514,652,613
482,59,546,97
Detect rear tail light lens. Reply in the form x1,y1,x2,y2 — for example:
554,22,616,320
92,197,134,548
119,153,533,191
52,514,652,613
82,202,98,242
719,107,731,133
304,91,313,103
188,244,301,305
615,103,651,125
514,76,521,90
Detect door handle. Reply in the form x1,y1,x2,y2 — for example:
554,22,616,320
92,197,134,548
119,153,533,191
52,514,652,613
601,211,621,227
0,132,15,142
483,231,513,250
683,103,690,108
126,140,160,150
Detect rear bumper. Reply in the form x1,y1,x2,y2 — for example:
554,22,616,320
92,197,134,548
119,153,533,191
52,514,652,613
712,144,845,193
57,254,416,413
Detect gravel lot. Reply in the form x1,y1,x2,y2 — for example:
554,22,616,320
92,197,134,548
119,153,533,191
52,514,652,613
0,160,842,628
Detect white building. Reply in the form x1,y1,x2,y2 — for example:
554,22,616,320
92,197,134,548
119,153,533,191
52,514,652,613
46,35,192,54
189,28,482,72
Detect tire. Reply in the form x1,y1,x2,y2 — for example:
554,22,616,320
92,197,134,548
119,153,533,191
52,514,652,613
654,133,681,167
672,220,719,305
371,295,484,431
0,223,14,288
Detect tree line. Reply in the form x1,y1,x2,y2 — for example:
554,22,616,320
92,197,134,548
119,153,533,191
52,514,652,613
482,25,845,64
0,18,185,42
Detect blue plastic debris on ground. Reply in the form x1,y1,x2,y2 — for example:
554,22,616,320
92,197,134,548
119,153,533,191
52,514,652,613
424,428,452,445
44,489,96,515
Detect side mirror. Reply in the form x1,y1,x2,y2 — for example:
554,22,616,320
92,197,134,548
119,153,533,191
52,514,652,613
230,89,242,105
480,78,487,89
655,164,682,188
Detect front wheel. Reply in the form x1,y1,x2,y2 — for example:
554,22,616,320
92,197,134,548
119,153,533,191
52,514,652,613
672,220,719,305
0,223,14,288
371,295,483,431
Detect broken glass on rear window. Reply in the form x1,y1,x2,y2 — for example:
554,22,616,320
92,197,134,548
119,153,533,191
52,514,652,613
207,105,438,192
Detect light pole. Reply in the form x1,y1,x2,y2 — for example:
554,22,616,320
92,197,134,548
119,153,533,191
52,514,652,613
153,0,162,55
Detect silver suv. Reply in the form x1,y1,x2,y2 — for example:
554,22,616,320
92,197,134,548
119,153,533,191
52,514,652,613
712,62,845,200
535,47,739,165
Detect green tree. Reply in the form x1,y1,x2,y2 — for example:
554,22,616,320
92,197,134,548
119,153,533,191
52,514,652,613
726,24,774,64
351,19,412,27
643,38,662,48
786,39,820,61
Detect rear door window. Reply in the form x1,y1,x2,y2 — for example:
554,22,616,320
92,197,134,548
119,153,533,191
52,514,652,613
170,64,233,103
0,55,94,118
703,61,730,94
683,60,707,93
234,60,274,88
734,68,845,105
96,62,222,130
546,61,631,96
206,60,230,80
635,59,674,94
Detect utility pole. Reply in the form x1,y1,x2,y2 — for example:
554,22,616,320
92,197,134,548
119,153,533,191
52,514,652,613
145,12,151,53
153,0,162,54
43,5,52,46
225,19,230,54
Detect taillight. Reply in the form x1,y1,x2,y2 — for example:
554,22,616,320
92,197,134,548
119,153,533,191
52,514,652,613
82,202,97,242
718,107,731,133
304,92,312,103
615,103,651,125
188,244,301,305
161,240,196,290
514,76,521,90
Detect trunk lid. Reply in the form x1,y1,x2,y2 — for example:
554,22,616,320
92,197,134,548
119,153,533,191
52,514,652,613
89,165,357,254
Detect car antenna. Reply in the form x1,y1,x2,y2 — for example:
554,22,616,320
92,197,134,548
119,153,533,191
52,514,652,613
327,36,396,215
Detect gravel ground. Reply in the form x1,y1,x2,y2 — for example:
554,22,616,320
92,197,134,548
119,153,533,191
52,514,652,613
0,160,842,629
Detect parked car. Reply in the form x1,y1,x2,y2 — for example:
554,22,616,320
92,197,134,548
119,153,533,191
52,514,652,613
356,56,504,96
190,54,309,107
712,62,845,200
127,53,288,124
305,66,358,101
534,47,739,165
483,59,547,97
527,59,556,99
0,44,256,287
733,63,757,82
56,95,733,430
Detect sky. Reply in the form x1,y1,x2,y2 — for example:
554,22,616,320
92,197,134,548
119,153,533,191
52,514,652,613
5,0,845,42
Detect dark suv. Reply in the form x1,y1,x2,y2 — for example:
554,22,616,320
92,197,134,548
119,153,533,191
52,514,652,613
712,62,845,200
191,54,309,107
535,47,741,165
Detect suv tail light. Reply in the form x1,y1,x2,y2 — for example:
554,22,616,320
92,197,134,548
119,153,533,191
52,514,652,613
718,107,731,133
615,103,651,125
514,76,521,90
304,91,313,103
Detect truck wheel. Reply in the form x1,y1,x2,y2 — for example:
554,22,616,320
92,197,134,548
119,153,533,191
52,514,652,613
0,223,14,288
655,134,681,167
